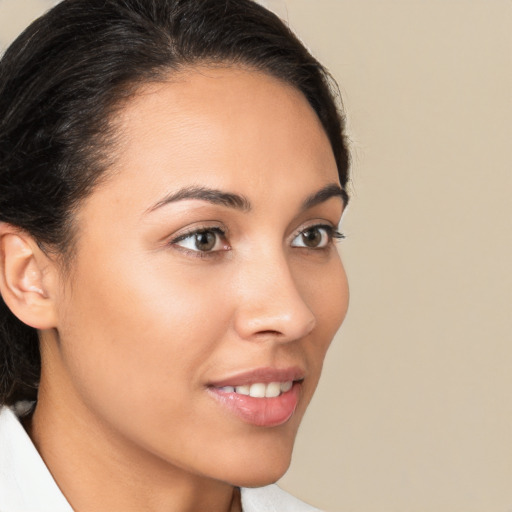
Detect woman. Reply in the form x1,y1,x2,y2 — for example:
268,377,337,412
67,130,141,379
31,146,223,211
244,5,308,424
0,0,350,510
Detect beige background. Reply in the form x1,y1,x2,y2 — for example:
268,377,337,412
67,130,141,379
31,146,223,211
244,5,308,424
1,1,511,511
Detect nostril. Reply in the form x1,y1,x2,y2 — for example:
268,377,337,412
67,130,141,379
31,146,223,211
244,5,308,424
255,330,282,337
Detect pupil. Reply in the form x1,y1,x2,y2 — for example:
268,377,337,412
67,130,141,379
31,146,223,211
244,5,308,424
195,231,216,251
303,228,321,247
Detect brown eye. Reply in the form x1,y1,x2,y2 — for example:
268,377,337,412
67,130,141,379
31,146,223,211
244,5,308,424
173,227,227,253
291,225,333,249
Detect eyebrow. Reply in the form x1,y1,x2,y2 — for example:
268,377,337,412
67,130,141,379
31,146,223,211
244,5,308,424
147,185,251,213
301,183,348,210
146,183,347,214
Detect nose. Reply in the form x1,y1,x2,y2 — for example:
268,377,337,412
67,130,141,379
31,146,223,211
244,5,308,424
232,252,317,343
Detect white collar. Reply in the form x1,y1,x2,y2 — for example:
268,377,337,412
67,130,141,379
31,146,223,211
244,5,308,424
0,406,319,512
0,406,73,512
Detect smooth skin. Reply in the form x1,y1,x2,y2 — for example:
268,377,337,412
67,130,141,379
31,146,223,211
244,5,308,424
0,67,349,512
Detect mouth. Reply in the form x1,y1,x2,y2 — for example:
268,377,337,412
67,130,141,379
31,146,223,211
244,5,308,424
207,367,305,427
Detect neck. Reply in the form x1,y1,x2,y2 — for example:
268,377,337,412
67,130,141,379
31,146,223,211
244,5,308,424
27,381,241,512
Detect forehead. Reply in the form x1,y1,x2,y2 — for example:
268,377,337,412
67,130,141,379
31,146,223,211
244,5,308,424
85,66,339,218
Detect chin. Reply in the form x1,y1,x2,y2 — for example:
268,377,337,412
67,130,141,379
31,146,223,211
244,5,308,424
213,432,296,489
226,458,292,489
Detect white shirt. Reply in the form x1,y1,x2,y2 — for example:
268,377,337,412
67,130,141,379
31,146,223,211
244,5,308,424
0,406,321,512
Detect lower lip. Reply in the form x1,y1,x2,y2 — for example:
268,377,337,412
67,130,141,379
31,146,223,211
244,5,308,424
207,382,301,427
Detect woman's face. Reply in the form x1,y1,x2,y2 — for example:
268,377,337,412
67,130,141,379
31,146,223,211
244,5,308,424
49,67,349,487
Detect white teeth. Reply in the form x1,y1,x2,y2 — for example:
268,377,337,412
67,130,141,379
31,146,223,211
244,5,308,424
249,383,266,398
235,385,250,395
265,382,281,398
219,381,295,397
280,381,293,393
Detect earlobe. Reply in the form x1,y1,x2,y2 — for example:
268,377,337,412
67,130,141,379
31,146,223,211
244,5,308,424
0,224,58,330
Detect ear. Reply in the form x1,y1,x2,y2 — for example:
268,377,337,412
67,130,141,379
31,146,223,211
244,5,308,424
0,223,59,330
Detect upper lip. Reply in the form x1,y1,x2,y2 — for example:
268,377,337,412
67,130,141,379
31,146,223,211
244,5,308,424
208,366,306,388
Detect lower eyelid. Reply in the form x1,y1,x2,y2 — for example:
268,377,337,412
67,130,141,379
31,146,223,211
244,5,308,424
173,246,226,259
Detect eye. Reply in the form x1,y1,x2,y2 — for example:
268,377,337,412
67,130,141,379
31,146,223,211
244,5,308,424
172,227,229,253
291,224,344,249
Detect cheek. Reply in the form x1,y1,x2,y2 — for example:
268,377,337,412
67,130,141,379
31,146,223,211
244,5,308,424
323,257,349,335
300,254,349,373
56,251,233,422
305,253,348,334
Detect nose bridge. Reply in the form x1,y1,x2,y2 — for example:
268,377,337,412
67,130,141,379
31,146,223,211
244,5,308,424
233,246,316,342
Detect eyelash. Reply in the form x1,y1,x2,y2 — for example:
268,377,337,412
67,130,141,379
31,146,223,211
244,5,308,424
169,223,345,259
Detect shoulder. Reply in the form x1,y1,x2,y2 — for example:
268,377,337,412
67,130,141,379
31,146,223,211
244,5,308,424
241,484,323,512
